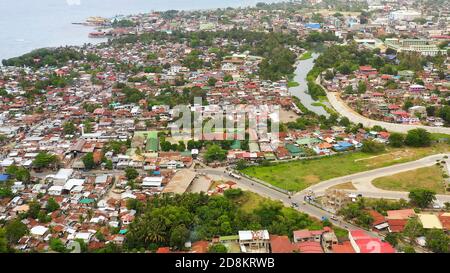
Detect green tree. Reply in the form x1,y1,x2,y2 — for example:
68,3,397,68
37,210,51,223
160,141,173,152
405,129,431,147
235,159,247,170
223,188,243,199
384,233,398,247
6,165,31,183
425,229,450,253
403,100,414,111
344,85,354,94
177,141,186,152
409,189,436,208
208,77,217,86
33,152,59,169
105,160,113,170
208,243,228,253
403,217,424,243
361,139,385,154
27,200,41,219
403,245,416,253
388,133,405,147
125,167,139,180
339,117,350,127
46,198,60,212
169,224,190,250
82,152,96,170
49,238,66,253
223,74,233,82
357,81,367,94
204,144,226,163
63,121,77,135
5,219,28,244
0,228,7,253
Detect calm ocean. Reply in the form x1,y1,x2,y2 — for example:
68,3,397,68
0,0,278,61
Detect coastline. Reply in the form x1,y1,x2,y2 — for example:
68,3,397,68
0,0,281,62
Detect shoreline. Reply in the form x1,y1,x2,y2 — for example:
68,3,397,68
0,1,281,62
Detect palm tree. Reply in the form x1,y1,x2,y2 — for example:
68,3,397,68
144,220,166,244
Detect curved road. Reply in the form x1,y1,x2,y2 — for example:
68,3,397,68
318,77,450,134
294,153,450,203
199,167,366,232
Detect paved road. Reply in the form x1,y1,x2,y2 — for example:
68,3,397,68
199,167,370,233
318,75,450,134
295,153,450,203
326,92,450,134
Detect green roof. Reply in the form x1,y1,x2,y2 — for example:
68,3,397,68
230,140,241,150
79,198,95,204
286,144,303,155
119,229,128,234
296,138,320,145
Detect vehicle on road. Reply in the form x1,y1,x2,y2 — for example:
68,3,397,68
228,172,241,180
291,202,298,208
330,215,338,221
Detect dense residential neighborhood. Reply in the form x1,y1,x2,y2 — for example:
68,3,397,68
0,0,449,255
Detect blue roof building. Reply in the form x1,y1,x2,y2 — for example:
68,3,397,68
0,174,10,182
305,23,321,29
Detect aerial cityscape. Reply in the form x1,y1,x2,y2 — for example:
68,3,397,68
0,0,450,258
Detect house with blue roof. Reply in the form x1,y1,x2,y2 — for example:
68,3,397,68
332,141,354,152
305,23,321,29
0,174,10,183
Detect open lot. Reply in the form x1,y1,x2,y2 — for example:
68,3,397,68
242,144,450,192
329,182,357,190
372,165,448,194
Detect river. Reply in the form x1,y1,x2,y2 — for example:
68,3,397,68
289,53,330,117
0,0,280,61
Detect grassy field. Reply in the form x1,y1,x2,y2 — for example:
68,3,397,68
233,191,266,213
372,165,448,194
233,191,327,229
298,51,313,60
242,144,450,192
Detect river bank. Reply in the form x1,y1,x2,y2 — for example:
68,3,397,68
289,53,330,117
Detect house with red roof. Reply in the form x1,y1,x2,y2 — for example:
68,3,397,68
368,210,389,231
386,209,416,220
293,241,324,253
387,219,408,233
349,230,395,253
332,241,356,253
270,235,294,253
438,213,450,231
293,227,331,243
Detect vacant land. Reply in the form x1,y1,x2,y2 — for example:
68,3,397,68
233,191,266,213
329,182,357,190
242,144,449,192
372,165,448,194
